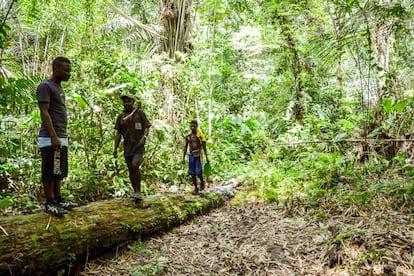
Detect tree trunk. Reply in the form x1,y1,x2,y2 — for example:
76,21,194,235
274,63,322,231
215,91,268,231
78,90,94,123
160,0,193,59
0,181,238,275
277,13,304,122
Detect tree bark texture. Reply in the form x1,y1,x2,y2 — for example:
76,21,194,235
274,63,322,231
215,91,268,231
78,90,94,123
0,181,237,275
160,0,193,58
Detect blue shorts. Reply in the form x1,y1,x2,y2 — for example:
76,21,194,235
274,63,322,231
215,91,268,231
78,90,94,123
188,154,202,176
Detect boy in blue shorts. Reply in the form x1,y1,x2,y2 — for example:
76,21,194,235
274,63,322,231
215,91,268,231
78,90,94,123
182,120,209,193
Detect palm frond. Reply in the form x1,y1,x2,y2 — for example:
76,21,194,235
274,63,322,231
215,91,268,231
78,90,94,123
103,0,165,41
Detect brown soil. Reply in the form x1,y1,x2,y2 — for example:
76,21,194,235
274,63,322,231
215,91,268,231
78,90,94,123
80,196,414,276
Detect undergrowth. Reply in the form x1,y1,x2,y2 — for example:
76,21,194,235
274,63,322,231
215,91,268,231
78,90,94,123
240,148,414,214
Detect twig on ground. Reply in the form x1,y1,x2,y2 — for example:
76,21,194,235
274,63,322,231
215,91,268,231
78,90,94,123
0,224,8,236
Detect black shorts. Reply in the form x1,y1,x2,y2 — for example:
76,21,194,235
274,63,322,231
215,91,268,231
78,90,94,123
40,146,68,181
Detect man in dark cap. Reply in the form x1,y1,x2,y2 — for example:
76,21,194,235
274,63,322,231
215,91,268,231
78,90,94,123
113,93,151,203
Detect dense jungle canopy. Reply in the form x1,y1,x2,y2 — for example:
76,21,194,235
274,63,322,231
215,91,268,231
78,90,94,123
2,0,414,274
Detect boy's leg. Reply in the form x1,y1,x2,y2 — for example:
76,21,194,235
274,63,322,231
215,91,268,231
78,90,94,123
188,155,198,193
195,157,204,191
192,176,198,194
198,175,205,191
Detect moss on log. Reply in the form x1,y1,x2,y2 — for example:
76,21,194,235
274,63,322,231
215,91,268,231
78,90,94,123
0,183,237,276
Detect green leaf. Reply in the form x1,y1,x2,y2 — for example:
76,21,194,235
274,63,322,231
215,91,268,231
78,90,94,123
155,129,165,142
393,100,407,112
204,162,212,178
0,197,14,209
334,133,348,142
70,93,89,110
381,98,393,113
337,119,355,129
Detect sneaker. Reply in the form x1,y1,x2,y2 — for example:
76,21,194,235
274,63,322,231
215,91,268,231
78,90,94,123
132,193,143,204
132,193,143,200
55,198,78,210
43,202,67,217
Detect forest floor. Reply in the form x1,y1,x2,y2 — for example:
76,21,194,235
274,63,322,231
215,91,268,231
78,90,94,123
80,185,414,276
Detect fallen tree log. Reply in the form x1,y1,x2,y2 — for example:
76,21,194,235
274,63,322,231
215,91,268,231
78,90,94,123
0,179,239,275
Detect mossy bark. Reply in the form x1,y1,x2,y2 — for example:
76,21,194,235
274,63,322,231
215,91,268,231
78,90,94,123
0,192,228,275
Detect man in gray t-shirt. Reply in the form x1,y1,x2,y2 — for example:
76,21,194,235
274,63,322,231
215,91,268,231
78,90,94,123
37,57,77,216
37,79,68,139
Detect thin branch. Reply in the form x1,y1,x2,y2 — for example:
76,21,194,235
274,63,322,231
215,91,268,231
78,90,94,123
0,224,8,236
45,216,52,230
0,0,16,31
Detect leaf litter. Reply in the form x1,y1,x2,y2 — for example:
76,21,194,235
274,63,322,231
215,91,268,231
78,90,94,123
81,198,414,275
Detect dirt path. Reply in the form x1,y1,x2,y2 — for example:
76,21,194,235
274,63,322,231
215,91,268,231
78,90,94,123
79,196,414,276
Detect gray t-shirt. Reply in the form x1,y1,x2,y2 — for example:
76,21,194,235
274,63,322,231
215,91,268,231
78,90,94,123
36,79,68,138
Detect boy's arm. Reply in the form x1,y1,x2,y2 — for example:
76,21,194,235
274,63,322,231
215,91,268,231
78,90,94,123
202,141,209,163
182,136,189,163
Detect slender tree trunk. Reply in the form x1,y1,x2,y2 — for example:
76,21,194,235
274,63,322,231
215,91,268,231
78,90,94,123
277,14,304,122
374,17,393,95
328,3,343,87
207,2,217,137
159,0,194,127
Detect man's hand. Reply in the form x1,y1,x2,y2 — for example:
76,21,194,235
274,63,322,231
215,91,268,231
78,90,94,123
113,149,118,158
138,136,146,147
182,158,185,165
51,136,61,150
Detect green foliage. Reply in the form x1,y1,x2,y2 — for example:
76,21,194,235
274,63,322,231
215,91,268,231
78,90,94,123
0,191,40,215
128,240,147,254
0,194,14,209
2,0,414,217
203,162,212,178
214,115,265,160
340,191,371,205
130,263,168,276
0,23,10,50
334,226,366,243
360,250,387,264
